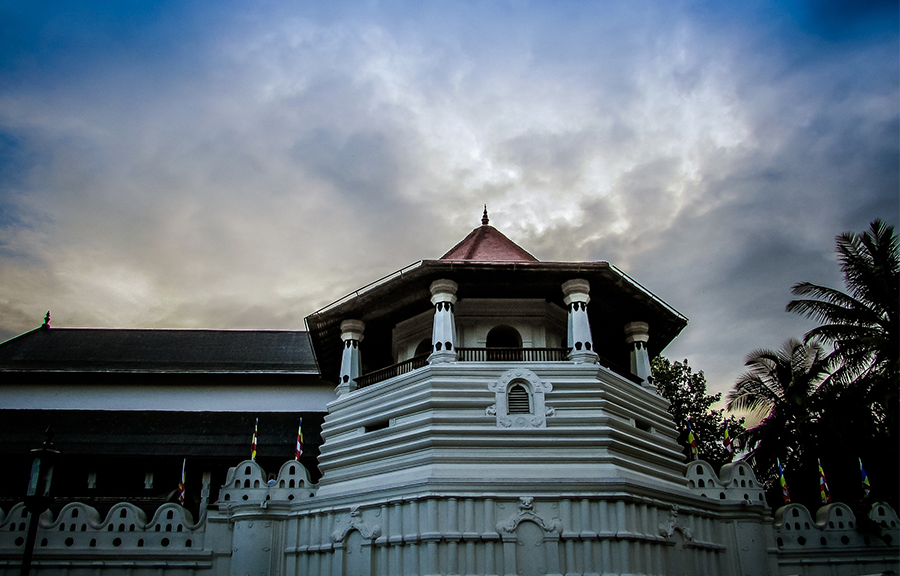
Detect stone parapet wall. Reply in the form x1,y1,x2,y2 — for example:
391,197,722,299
1,458,898,575
0,500,218,575
685,460,767,504
773,501,900,576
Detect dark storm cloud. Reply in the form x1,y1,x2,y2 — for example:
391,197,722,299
789,0,899,39
0,1,896,395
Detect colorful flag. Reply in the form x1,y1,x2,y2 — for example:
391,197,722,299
686,419,699,461
251,418,258,461
177,458,186,506
777,458,791,504
723,426,734,461
860,458,871,497
294,419,304,461
818,458,832,504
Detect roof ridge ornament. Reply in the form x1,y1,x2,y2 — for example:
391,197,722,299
42,311,51,330
482,205,489,226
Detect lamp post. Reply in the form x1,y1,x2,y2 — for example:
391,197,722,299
20,427,60,576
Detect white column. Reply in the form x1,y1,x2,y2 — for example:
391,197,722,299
624,321,653,387
562,279,598,364
429,279,459,364
337,319,365,396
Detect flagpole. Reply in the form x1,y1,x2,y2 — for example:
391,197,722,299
178,458,186,507
777,458,791,505
817,458,832,504
295,419,304,462
686,419,699,461
859,457,871,497
251,418,258,462
722,426,734,462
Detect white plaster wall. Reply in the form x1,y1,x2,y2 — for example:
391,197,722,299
315,361,688,501
393,309,433,362
454,299,566,349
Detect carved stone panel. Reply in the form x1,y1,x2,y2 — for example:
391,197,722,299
488,369,554,428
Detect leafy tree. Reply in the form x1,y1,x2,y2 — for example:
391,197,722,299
785,219,899,510
787,219,899,385
652,356,744,472
726,339,832,509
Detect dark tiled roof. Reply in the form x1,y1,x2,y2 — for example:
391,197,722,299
0,328,318,373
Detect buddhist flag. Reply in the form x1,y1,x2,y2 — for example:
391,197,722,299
177,458,186,506
294,419,304,461
686,419,699,461
251,418,258,461
777,458,791,504
723,426,734,461
818,458,832,504
860,458,871,497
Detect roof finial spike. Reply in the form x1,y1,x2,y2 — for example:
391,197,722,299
482,205,489,226
42,310,51,330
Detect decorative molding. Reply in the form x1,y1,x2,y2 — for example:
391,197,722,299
488,369,551,393
332,506,382,542
497,497,562,534
488,369,553,428
658,505,693,541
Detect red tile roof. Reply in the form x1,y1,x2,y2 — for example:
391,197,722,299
439,224,539,262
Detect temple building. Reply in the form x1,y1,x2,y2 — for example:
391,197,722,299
0,212,897,575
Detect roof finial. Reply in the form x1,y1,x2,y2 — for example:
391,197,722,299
482,205,489,226
42,310,51,330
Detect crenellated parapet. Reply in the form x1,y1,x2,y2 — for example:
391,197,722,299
775,501,900,548
870,501,900,534
684,460,767,505
0,500,209,574
218,459,317,506
773,501,900,576
215,460,318,576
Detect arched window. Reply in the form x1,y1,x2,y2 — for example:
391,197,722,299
487,325,522,348
414,338,432,357
487,326,522,361
489,368,551,428
508,384,531,414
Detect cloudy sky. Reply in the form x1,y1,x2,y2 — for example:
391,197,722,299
0,0,897,396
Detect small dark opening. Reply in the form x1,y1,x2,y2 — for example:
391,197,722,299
507,384,531,414
365,420,390,433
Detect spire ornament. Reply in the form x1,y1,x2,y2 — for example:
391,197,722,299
481,205,489,226
41,311,51,330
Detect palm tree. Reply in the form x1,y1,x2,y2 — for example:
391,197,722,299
727,339,832,503
786,219,899,386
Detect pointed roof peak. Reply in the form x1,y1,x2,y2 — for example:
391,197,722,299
439,211,538,262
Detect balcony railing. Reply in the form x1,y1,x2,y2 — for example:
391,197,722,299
456,347,569,362
356,353,430,389
354,347,642,389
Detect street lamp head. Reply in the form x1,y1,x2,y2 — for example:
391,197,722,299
25,426,60,513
